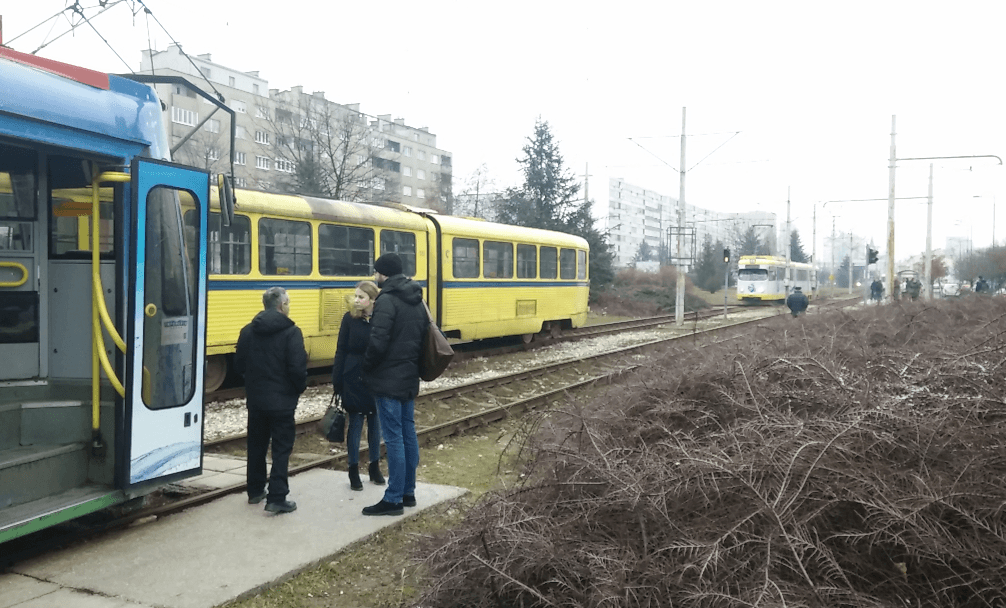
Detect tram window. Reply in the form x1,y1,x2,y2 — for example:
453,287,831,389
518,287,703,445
259,218,312,275
453,238,479,278
48,155,115,258
483,241,513,279
380,230,417,276
319,224,374,276
739,268,768,281
143,186,199,408
517,244,536,278
541,246,558,279
0,146,36,252
559,248,576,279
577,250,587,280
188,211,251,274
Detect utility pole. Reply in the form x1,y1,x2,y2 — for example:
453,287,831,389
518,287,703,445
812,203,817,292
925,163,933,299
831,217,836,288
887,115,897,300
848,232,854,295
785,187,791,294
675,107,686,327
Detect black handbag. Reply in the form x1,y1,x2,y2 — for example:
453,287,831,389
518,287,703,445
318,394,346,443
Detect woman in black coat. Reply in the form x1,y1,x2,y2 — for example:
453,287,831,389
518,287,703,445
331,281,384,490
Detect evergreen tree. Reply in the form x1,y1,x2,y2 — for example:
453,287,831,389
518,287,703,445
690,235,719,292
739,226,762,257
496,118,581,232
789,229,809,263
567,197,615,290
836,255,852,288
634,241,655,263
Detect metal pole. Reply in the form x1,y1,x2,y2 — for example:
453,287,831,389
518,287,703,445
785,187,791,295
886,115,897,299
831,217,835,289
848,232,853,295
925,163,933,299
723,258,729,318
675,107,686,327
812,203,817,293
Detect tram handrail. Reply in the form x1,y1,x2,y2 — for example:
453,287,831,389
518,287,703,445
91,172,130,446
0,261,29,287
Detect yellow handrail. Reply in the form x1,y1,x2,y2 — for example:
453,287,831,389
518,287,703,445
91,172,131,437
0,261,28,288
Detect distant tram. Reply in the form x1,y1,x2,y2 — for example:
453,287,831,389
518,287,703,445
736,255,816,304
0,47,227,543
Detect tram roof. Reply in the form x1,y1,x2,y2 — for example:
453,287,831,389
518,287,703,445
0,47,163,152
432,214,589,249
212,188,429,231
738,255,813,268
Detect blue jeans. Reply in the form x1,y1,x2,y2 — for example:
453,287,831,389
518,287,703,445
375,396,419,504
346,412,382,466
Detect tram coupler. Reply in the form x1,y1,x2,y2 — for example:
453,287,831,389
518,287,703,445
91,429,107,459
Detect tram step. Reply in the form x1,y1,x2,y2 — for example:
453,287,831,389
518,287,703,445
0,483,117,544
0,443,88,510
0,400,88,451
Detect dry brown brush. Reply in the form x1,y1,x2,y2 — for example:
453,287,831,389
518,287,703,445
416,297,1006,608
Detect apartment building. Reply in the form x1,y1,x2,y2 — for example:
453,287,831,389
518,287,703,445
139,45,452,207
608,178,778,268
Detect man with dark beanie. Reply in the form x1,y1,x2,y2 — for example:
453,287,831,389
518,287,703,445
362,252,428,516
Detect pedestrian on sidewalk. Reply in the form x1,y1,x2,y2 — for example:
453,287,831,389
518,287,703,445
362,253,428,516
332,280,385,491
235,286,307,514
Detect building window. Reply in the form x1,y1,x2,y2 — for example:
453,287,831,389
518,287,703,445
431,154,439,164
483,241,513,279
235,151,246,165
256,106,270,119
253,84,260,95
403,186,412,196
256,156,270,170
418,150,426,161
403,166,412,177
453,238,479,278
417,169,425,180
403,146,412,157
229,76,236,87
380,230,417,276
255,131,270,145
319,224,374,276
275,158,295,173
234,176,247,188
259,218,311,275
386,140,400,153
171,107,197,126
517,244,537,278
201,67,211,78
413,134,419,141
205,118,220,133
207,148,220,161
235,126,246,139
416,188,424,199
233,100,246,113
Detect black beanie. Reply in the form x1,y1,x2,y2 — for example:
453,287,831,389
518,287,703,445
374,253,403,276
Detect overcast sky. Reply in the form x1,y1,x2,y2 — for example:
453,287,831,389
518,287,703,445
4,1,1005,261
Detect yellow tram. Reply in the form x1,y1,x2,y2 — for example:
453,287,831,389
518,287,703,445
201,189,590,390
736,255,816,304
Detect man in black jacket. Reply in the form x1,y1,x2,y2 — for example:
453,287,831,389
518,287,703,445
235,286,307,514
362,253,428,516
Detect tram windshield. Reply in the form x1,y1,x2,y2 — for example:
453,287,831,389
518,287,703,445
739,268,769,281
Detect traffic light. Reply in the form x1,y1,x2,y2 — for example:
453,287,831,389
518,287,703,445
723,248,730,263
866,246,879,265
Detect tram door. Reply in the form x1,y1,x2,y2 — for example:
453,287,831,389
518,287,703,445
123,158,209,488
0,146,40,380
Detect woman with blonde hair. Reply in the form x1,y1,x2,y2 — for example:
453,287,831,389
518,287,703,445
331,280,384,490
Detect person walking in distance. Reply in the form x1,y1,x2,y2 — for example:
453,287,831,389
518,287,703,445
785,286,809,318
362,253,428,516
234,287,307,514
331,280,385,491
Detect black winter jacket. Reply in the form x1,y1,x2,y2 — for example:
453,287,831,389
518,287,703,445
363,275,428,401
234,308,308,411
786,291,809,313
331,312,376,415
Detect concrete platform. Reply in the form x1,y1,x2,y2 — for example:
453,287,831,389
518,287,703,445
2,469,466,608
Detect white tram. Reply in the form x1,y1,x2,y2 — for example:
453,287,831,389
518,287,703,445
736,255,816,304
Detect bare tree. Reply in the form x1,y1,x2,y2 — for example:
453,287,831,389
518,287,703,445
453,163,498,219
172,120,229,173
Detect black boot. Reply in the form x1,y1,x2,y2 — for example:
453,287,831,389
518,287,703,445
348,464,363,491
369,461,385,485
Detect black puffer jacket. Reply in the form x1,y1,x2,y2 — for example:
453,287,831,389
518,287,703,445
331,312,375,415
363,275,428,401
234,308,307,411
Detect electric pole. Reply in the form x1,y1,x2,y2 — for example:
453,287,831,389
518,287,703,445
676,108,686,327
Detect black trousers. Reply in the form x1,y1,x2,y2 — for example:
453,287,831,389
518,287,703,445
247,408,296,503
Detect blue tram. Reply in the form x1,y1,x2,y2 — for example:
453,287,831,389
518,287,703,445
0,48,217,542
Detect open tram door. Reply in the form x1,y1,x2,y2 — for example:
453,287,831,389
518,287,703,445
120,158,209,489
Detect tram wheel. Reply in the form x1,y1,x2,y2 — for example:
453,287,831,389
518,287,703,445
204,355,228,393
521,333,535,344
548,323,562,339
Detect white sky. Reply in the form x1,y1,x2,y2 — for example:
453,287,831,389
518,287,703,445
4,1,1006,261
